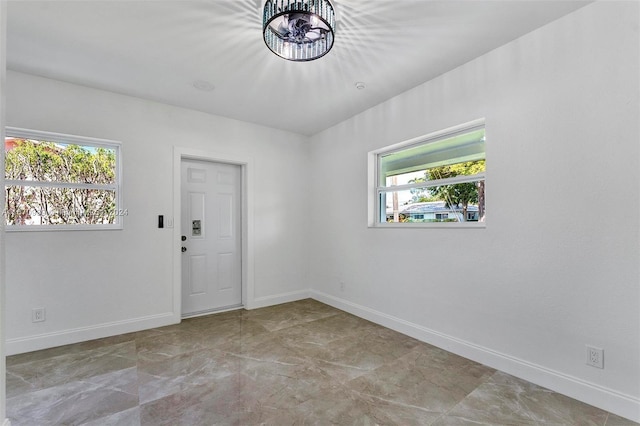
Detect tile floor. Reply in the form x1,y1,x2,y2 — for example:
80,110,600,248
6,299,639,425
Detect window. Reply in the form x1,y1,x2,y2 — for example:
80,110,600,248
368,120,485,227
4,128,123,230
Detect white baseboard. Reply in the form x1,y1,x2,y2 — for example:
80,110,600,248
246,289,310,310
6,289,313,356
311,290,640,423
6,312,178,356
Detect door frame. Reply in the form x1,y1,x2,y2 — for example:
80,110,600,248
172,146,254,321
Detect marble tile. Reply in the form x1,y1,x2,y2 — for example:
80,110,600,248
229,330,305,364
237,355,339,408
431,414,497,425
7,367,139,426
275,311,385,351
241,299,339,332
444,371,610,426
265,385,442,426
138,347,240,404
300,324,422,374
6,329,162,368
347,344,495,415
138,315,272,363
84,365,139,396
80,406,141,426
5,299,632,426
139,376,245,426
159,309,243,335
7,341,137,398
135,329,217,364
240,319,373,384
606,413,640,426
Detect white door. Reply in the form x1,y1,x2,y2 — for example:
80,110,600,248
181,159,242,316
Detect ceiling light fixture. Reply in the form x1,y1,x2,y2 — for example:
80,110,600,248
263,0,336,62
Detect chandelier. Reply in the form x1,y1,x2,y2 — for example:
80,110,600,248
263,0,336,62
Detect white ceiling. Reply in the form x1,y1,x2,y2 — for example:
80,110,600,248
6,0,589,136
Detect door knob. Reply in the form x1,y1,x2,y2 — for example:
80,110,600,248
181,247,187,252
181,235,187,241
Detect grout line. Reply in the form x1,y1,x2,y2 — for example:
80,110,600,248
429,370,499,425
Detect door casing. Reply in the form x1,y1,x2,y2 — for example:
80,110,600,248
172,147,254,322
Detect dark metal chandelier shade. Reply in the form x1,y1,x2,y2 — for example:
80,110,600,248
263,0,336,62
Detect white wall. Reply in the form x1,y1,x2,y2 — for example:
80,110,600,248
308,1,639,421
5,71,311,354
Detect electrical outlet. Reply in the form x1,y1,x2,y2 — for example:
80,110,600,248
586,345,604,369
32,308,46,323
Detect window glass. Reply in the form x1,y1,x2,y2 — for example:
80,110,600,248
4,129,122,229
373,124,485,226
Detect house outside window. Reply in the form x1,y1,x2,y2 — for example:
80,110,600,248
368,120,485,228
4,128,123,231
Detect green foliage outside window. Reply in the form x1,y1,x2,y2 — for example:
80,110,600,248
5,138,117,225
408,159,486,221
429,160,485,220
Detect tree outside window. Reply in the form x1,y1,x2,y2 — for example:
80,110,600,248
4,130,122,229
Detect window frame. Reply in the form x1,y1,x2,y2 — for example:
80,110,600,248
367,119,486,229
4,127,123,232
